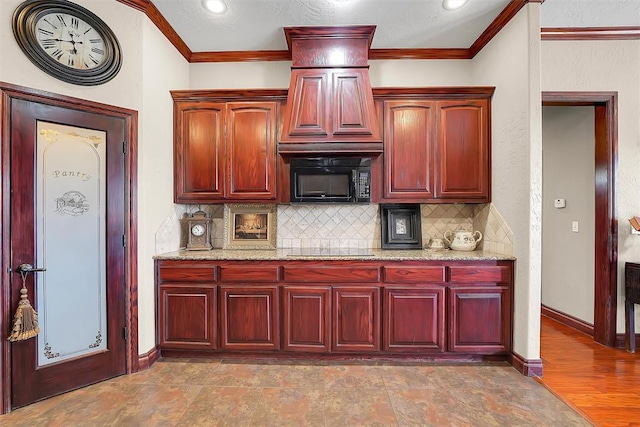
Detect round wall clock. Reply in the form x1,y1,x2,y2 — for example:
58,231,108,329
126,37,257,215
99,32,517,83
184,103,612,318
12,0,122,86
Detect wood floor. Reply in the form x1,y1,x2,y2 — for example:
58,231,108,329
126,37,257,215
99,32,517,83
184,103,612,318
537,315,640,427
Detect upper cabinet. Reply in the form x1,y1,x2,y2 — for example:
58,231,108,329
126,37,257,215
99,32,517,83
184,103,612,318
226,103,278,200
173,92,282,203
377,90,493,204
383,100,435,200
278,26,382,155
174,101,225,202
436,100,490,200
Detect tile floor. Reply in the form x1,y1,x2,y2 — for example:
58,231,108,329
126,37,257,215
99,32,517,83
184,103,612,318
1,359,589,426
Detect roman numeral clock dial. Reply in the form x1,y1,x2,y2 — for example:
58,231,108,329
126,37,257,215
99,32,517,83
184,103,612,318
12,0,122,86
36,13,105,70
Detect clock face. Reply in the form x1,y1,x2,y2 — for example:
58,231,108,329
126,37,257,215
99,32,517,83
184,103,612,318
191,224,206,237
35,12,106,70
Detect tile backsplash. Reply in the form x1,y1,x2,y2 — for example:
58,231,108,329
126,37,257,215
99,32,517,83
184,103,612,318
473,203,514,256
278,204,379,249
156,203,513,255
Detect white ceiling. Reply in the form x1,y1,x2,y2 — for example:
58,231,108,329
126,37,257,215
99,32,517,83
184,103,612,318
150,0,640,53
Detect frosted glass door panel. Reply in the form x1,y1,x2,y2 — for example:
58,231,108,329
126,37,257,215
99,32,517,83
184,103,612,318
36,122,107,367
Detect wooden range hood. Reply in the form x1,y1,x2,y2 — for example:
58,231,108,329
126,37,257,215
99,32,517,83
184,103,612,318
278,26,383,155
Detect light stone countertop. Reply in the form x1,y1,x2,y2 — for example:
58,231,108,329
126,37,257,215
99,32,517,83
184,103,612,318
154,248,515,261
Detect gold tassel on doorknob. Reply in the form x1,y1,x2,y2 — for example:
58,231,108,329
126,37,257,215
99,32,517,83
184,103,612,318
8,264,41,342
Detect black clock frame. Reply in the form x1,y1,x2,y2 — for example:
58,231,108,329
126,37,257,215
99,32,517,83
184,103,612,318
12,0,122,86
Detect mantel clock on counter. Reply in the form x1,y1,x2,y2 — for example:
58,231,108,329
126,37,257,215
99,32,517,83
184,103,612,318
184,210,212,251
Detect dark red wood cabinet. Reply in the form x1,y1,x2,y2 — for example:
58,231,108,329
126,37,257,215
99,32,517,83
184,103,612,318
436,100,490,200
382,100,435,200
379,95,491,203
332,286,381,352
383,286,445,352
158,285,217,350
219,285,280,350
173,98,278,203
279,69,382,147
283,286,331,352
155,259,513,360
157,261,218,350
448,286,510,353
173,101,225,202
448,263,512,353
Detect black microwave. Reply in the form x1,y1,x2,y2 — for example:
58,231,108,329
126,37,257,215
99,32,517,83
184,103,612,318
289,157,371,203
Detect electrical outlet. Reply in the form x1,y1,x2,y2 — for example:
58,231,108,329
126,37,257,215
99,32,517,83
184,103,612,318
572,221,579,232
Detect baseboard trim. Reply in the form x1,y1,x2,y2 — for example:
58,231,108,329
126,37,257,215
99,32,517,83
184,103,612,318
137,346,160,371
510,352,543,377
541,304,594,337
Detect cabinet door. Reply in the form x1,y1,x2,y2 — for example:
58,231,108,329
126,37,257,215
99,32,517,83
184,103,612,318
174,102,225,202
280,70,331,141
448,286,510,353
383,286,445,352
226,102,277,200
435,100,490,201
220,285,280,350
383,101,435,200
283,286,331,352
158,285,217,350
332,286,380,352
332,69,381,140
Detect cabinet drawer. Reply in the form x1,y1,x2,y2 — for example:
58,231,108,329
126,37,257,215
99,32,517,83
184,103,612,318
384,266,445,283
283,266,380,283
219,266,279,282
157,263,216,283
449,265,511,284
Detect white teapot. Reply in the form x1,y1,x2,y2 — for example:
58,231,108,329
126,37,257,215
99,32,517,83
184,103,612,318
444,227,483,251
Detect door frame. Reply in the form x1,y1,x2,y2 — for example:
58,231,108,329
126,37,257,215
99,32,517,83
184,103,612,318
0,82,139,413
541,91,618,347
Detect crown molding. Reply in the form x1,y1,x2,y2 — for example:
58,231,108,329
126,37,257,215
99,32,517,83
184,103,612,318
190,50,291,63
542,26,640,41
469,0,542,58
116,0,192,61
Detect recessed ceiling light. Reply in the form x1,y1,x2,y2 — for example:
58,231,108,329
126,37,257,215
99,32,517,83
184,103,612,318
202,0,227,14
443,0,469,10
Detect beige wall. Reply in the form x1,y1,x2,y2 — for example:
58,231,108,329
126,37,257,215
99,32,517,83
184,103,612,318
189,59,474,90
138,19,190,353
542,106,595,323
541,40,640,333
471,4,542,359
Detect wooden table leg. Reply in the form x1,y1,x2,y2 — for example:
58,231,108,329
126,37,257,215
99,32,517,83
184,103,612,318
626,300,635,353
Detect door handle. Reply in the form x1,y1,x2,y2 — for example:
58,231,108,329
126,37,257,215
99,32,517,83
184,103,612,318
16,263,46,274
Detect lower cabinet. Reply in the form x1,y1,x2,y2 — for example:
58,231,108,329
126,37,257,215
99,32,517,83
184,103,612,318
332,286,381,352
448,286,511,353
283,286,331,352
383,286,445,352
158,284,217,350
155,259,513,359
219,285,280,350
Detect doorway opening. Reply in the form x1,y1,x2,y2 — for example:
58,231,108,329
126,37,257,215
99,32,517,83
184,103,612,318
541,91,618,347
